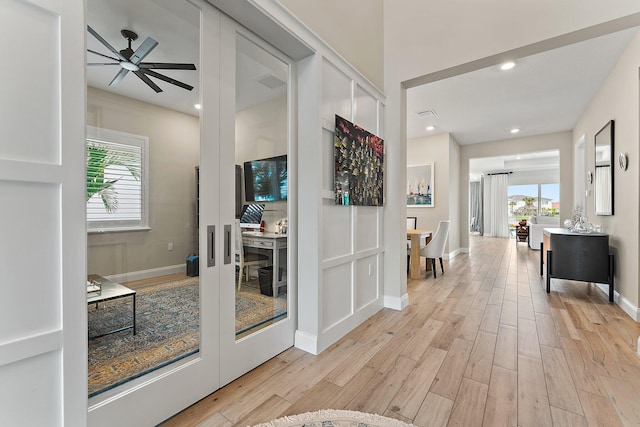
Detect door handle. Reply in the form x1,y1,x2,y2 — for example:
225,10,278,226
223,224,231,264
207,225,215,267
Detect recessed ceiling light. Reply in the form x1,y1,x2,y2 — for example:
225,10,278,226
500,61,516,71
510,128,520,134
195,104,201,110
426,126,435,131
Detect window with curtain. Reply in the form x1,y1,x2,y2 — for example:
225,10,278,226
508,183,559,220
86,127,149,232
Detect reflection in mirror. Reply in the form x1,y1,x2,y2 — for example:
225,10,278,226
86,0,201,397
234,33,289,339
595,120,614,215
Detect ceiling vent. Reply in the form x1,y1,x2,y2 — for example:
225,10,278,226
416,109,436,117
257,74,285,89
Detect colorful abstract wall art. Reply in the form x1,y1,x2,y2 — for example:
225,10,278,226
334,115,384,206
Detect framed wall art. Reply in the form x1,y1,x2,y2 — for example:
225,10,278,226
407,163,434,207
334,115,384,206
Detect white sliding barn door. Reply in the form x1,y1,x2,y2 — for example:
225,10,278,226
0,0,87,425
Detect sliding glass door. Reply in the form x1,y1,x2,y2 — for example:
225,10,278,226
87,1,220,425
218,15,295,386
85,3,295,424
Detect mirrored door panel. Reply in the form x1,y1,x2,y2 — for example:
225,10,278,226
232,33,289,339
86,0,204,402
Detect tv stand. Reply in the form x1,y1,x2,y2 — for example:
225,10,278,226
540,228,614,301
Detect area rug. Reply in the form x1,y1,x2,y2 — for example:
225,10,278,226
88,276,286,397
253,409,415,427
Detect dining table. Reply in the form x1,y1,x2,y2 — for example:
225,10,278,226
407,229,432,279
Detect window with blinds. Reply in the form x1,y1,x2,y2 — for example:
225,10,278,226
86,126,149,232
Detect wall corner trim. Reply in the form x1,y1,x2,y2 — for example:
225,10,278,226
384,293,409,311
294,330,319,355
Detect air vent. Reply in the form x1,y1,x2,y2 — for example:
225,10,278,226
257,74,285,89
417,109,436,117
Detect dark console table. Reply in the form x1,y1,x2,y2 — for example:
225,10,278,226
540,228,614,301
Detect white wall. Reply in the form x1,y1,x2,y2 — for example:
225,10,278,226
448,134,461,254
235,95,288,230
0,0,87,424
384,0,640,85
383,2,640,305
407,133,460,255
279,0,384,89
87,88,200,280
573,30,640,316
297,52,386,355
460,132,574,250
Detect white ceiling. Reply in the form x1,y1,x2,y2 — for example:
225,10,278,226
86,0,200,116
87,0,287,117
407,27,639,146
88,1,637,175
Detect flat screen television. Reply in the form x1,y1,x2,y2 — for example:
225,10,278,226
239,203,265,229
244,155,287,202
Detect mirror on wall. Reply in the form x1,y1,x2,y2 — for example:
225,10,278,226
594,120,614,215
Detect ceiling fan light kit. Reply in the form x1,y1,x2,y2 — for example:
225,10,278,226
87,26,196,93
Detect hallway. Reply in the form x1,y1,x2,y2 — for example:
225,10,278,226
163,236,640,426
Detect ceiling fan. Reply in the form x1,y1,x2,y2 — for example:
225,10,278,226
87,25,196,93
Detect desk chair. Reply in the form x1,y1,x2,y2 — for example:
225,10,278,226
406,217,417,273
235,220,269,291
420,220,450,278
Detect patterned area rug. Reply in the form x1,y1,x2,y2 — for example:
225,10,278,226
88,277,286,397
253,410,415,427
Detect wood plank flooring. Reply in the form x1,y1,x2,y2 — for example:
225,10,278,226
162,236,640,426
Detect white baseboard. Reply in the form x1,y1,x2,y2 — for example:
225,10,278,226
445,248,465,260
459,247,470,254
595,283,640,321
294,330,319,355
384,293,409,311
104,264,186,284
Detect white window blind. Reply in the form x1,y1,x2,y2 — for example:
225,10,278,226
86,126,149,232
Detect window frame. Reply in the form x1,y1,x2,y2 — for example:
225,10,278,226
86,126,150,233
508,182,560,218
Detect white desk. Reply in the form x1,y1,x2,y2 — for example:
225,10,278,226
242,231,287,296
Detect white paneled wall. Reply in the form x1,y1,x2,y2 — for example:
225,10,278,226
296,52,384,354
0,0,86,424
321,61,352,125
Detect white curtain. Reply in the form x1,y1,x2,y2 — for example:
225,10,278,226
595,166,611,213
484,174,509,238
483,176,492,235
469,181,482,233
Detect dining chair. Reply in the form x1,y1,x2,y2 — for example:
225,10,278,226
235,219,269,290
420,220,450,278
406,217,418,273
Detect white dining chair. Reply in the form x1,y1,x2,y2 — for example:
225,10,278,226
420,220,450,278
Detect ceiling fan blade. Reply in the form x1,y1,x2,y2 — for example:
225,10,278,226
139,63,197,70
87,26,127,62
109,68,130,87
134,71,163,93
88,49,121,62
130,37,158,64
88,63,120,66
141,69,194,91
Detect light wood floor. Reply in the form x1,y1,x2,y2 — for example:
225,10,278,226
162,236,640,427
